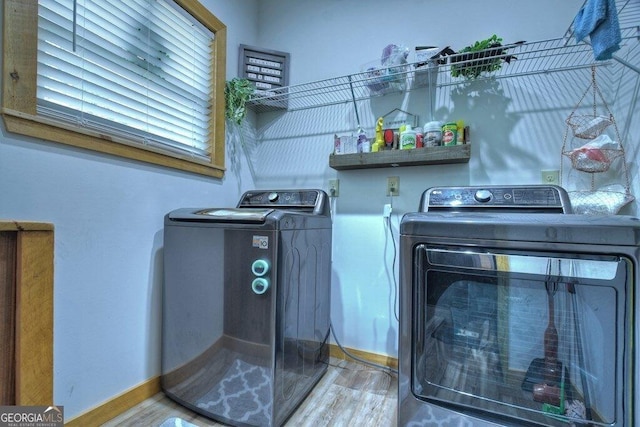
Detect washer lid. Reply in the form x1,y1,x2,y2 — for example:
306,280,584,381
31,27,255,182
171,208,274,223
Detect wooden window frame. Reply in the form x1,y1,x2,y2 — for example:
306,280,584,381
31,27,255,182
2,0,227,178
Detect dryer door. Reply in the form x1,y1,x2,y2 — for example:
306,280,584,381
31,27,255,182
412,245,631,426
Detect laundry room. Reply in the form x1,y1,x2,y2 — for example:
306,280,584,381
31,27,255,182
1,0,639,426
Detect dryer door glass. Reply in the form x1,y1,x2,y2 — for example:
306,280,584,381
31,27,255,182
412,245,630,426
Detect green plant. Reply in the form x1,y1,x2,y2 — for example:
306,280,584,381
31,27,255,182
451,35,514,80
225,78,255,125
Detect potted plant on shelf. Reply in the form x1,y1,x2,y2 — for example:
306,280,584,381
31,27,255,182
450,35,524,80
225,77,255,125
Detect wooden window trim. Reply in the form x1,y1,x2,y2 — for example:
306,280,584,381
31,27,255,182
2,0,227,178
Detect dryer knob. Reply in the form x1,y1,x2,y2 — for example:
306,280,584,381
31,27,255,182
474,189,493,203
251,277,270,295
268,192,279,202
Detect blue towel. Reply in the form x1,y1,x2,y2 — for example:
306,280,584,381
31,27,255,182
573,0,621,60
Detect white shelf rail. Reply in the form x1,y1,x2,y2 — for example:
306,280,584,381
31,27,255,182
247,0,639,114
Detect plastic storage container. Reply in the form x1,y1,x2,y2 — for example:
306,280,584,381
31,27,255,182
423,121,442,147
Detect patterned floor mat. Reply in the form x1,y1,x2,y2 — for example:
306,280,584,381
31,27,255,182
158,417,198,427
195,359,272,426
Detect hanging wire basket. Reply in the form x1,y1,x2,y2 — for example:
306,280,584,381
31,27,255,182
561,66,625,173
565,114,612,139
565,142,623,173
567,189,634,215
560,66,634,214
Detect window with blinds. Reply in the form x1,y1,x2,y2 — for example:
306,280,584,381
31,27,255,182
37,0,214,162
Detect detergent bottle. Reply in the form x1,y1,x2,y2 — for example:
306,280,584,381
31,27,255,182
372,117,384,152
399,125,417,150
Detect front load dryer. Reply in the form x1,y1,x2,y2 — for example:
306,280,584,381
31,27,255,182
398,185,638,427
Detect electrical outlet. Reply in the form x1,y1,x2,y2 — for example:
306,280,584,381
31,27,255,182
541,170,560,186
328,179,340,197
387,176,399,196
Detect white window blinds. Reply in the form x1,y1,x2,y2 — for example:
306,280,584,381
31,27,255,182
37,0,214,161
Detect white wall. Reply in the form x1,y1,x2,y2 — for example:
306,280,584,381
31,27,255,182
245,0,639,359
0,0,258,419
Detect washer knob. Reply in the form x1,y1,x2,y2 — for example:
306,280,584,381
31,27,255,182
251,277,270,295
474,189,493,203
268,192,279,202
251,259,270,276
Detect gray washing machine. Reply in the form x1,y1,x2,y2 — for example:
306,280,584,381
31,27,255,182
161,189,332,427
399,185,638,426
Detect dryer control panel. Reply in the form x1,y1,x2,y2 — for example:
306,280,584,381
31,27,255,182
420,185,572,213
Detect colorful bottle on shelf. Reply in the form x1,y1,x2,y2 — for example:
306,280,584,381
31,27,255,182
357,128,370,153
456,120,465,145
400,125,417,150
415,127,424,148
384,129,394,150
442,122,457,146
372,117,384,152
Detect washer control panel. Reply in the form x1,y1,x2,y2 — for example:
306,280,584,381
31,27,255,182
238,189,330,215
422,185,571,213
239,190,319,207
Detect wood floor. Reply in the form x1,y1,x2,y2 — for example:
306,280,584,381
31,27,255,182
102,357,398,427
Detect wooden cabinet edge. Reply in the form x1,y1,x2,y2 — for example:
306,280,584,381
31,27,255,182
0,221,54,232
0,224,54,406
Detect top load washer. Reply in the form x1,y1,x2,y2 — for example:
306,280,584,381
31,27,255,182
399,185,638,427
161,189,332,427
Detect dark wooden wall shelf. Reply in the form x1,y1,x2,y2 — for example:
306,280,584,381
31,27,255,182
329,144,471,170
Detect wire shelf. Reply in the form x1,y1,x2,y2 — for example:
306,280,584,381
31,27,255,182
248,0,639,114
